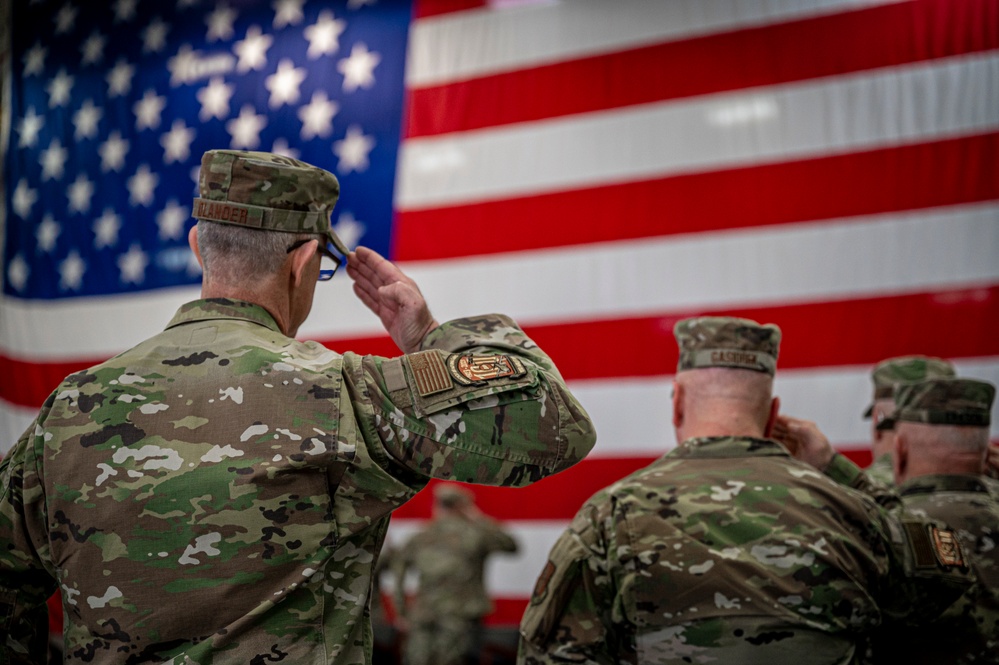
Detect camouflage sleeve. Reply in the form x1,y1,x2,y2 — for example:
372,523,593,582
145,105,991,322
824,453,902,509
346,314,596,487
0,423,59,665
518,501,629,665
479,517,518,554
874,505,974,626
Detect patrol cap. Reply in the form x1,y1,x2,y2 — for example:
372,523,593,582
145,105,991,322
674,316,781,376
193,149,348,256
433,483,474,508
892,377,995,428
863,355,956,419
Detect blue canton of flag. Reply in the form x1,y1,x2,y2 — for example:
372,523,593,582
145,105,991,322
4,0,412,301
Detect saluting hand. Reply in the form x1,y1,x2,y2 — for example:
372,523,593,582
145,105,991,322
772,415,836,471
346,246,440,354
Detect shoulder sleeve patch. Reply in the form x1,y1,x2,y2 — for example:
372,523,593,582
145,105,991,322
447,354,526,386
408,350,453,397
930,526,965,568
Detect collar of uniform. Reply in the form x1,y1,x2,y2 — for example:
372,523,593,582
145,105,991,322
899,473,992,497
165,298,281,333
668,436,789,459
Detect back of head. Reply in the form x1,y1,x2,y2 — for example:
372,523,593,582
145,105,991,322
894,377,996,476
673,316,781,438
433,483,474,512
192,150,346,284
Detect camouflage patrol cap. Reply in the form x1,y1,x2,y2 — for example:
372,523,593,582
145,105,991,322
433,483,474,508
863,355,956,419
193,149,348,255
674,316,781,376
893,377,995,428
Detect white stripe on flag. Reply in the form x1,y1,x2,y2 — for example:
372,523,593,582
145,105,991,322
3,202,997,360
398,53,999,208
407,0,905,86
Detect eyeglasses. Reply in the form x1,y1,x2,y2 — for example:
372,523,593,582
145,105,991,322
286,239,345,281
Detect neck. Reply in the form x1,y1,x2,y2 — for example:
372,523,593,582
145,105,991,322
904,453,984,481
678,417,767,442
202,281,293,336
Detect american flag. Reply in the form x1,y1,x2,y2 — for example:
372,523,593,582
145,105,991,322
3,0,998,626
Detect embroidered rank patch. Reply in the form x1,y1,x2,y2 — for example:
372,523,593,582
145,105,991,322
447,354,527,386
532,561,557,602
931,526,965,568
408,350,453,397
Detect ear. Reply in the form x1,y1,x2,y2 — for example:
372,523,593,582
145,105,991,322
763,395,780,438
288,239,316,289
672,382,684,429
188,225,203,268
893,431,908,484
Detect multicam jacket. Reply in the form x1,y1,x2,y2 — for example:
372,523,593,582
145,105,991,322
864,453,896,487
0,299,596,665
869,474,999,664
518,437,969,665
392,513,518,623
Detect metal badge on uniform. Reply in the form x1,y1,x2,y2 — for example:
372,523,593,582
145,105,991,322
408,350,454,397
447,354,526,386
930,526,965,568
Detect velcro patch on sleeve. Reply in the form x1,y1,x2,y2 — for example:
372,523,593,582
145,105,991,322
447,354,527,386
408,350,453,397
930,526,965,568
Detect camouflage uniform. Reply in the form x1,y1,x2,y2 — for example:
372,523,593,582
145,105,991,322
0,151,596,665
393,486,517,665
867,378,999,664
519,317,969,665
861,356,956,486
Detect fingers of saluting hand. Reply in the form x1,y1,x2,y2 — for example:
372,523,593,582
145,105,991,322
347,246,407,289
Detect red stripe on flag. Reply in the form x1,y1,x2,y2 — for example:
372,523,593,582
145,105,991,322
414,0,486,19
394,132,999,260
3,286,995,409
406,0,999,137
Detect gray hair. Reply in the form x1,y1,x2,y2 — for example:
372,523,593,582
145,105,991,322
196,220,324,284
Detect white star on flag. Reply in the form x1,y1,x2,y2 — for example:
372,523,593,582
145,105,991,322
273,0,305,29
270,138,300,159
157,201,189,240
99,131,130,172
128,164,159,206
93,209,122,248
227,105,267,149
23,43,46,76
107,59,136,97
73,100,103,140
36,215,61,253
7,255,29,293
81,32,107,65
234,25,272,73
118,245,149,284
333,124,375,173
161,119,196,163
12,180,38,218
305,11,346,59
337,42,380,92
198,77,234,121
265,59,306,108
47,69,74,108
114,0,138,23
54,5,78,35
298,91,339,140
59,250,86,291
40,138,68,181
134,89,166,130
16,108,44,148
333,212,366,249
143,18,170,53
206,5,238,42
68,173,95,214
